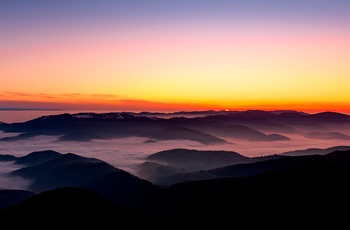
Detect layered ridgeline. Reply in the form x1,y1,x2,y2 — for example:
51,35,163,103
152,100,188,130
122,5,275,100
1,147,350,226
1,110,350,225
1,110,350,143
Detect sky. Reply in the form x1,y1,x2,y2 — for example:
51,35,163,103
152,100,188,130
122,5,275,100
1,0,350,113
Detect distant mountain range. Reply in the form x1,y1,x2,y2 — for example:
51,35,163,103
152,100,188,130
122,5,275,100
0,110,350,226
0,110,349,143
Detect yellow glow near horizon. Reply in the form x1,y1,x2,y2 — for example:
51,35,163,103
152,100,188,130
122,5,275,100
1,20,350,113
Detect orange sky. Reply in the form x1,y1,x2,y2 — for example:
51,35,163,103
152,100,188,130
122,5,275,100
1,1,350,114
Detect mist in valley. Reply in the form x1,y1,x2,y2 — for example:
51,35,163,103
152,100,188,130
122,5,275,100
0,161,32,190
1,125,350,191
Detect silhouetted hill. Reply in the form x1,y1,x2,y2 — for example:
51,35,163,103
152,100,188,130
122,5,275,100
138,126,228,145
14,150,62,166
137,148,285,183
85,170,160,211
200,110,350,133
169,116,299,136
196,123,290,141
1,149,350,226
154,154,314,185
310,111,350,122
304,131,350,140
145,148,250,168
136,161,185,182
0,113,78,134
11,152,118,192
0,189,35,209
1,110,349,145
147,150,350,225
0,154,17,161
218,124,290,141
58,129,107,141
0,112,160,141
0,187,146,226
280,145,350,156
6,150,161,212
138,110,220,117
150,146,350,185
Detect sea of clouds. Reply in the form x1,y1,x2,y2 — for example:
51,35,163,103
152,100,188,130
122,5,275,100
1,131,350,190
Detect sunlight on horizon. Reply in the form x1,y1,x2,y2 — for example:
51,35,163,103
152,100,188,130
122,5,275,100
1,0,350,113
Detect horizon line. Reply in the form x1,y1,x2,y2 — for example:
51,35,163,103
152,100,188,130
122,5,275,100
1,107,349,115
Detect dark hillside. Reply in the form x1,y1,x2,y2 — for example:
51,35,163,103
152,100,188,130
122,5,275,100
0,187,146,226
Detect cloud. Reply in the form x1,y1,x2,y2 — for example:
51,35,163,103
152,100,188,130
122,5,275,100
0,92,220,112
0,92,122,110
90,94,119,98
1,91,120,100
1,131,350,185
0,161,31,190
2,91,350,115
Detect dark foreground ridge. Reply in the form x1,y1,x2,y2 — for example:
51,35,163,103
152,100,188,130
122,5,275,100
0,148,350,226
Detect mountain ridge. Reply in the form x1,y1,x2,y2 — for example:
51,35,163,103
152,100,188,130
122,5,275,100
1,148,350,226
1,109,349,143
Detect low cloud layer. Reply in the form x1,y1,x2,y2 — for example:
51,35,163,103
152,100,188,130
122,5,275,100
1,131,350,190
0,161,31,190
